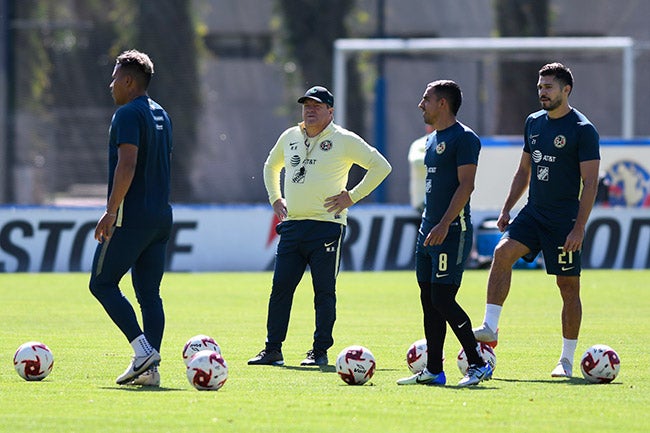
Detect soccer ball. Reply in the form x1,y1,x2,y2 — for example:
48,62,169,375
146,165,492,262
335,345,376,385
405,339,445,373
186,350,228,391
406,339,428,373
457,342,496,375
13,341,54,381
580,344,621,384
182,334,221,366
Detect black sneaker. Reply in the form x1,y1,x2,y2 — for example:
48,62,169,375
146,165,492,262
300,349,328,366
247,349,284,366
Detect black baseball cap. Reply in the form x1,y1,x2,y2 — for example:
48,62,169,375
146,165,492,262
297,86,334,107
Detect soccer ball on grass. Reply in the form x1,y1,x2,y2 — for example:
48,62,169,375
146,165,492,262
405,339,445,373
457,342,496,375
186,350,228,391
335,345,376,385
580,344,620,384
13,341,54,381
406,339,428,373
182,334,221,366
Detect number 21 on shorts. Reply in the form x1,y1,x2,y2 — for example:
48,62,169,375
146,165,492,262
557,246,575,271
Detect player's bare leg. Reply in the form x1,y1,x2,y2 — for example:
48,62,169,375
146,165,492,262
474,238,530,346
551,275,581,377
557,275,582,340
486,238,530,305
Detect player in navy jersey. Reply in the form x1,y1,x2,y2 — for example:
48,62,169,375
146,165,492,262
473,63,600,378
397,80,492,387
89,50,173,386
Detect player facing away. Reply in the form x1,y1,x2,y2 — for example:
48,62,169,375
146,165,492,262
473,63,600,377
89,50,173,386
248,86,391,367
396,80,492,387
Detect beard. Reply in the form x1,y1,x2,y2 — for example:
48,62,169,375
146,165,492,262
540,96,562,112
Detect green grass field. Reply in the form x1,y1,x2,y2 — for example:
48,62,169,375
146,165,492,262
1,270,648,432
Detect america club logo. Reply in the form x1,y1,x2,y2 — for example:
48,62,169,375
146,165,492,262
436,141,446,154
604,160,650,207
553,135,566,148
320,140,333,151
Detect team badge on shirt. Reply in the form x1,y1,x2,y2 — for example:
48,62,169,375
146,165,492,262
436,141,446,154
553,135,566,148
320,140,333,151
537,165,550,181
292,166,306,183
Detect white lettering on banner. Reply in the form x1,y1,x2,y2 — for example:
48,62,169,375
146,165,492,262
0,206,649,272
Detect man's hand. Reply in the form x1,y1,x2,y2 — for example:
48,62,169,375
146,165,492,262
424,223,449,246
324,190,354,216
272,198,288,221
94,212,116,243
563,224,585,253
496,210,511,232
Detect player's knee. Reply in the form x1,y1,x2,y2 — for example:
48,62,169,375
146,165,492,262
492,241,522,267
88,278,108,300
88,280,102,299
136,292,162,308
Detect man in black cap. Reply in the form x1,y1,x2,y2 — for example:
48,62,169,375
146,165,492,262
248,85,391,366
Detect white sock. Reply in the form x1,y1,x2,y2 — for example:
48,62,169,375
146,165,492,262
130,334,154,357
484,304,502,332
560,338,578,363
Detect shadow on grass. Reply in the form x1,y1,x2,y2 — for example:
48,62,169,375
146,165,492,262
492,376,600,386
100,386,186,392
280,365,337,373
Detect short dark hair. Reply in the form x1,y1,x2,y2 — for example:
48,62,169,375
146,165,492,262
539,62,573,94
429,80,462,115
116,50,154,89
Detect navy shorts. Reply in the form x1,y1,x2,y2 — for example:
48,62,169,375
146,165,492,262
415,222,472,286
505,205,581,276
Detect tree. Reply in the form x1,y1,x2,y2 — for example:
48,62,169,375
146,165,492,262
275,0,365,133
275,0,369,192
138,0,200,202
3,0,200,203
495,0,549,134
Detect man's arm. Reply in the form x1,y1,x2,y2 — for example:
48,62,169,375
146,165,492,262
497,151,532,232
424,163,476,246
564,159,600,252
326,142,391,216
263,141,286,220
94,143,138,242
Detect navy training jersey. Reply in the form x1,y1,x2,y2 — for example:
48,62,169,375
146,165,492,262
423,121,480,228
108,95,173,228
523,108,600,222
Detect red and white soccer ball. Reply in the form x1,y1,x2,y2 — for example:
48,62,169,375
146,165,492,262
406,339,428,373
580,344,621,384
336,345,376,385
182,334,221,366
457,342,496,375
406,339,445,373
186,350,228,391
13,341,54,381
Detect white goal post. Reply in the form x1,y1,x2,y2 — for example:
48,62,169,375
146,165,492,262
333,37,636,138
